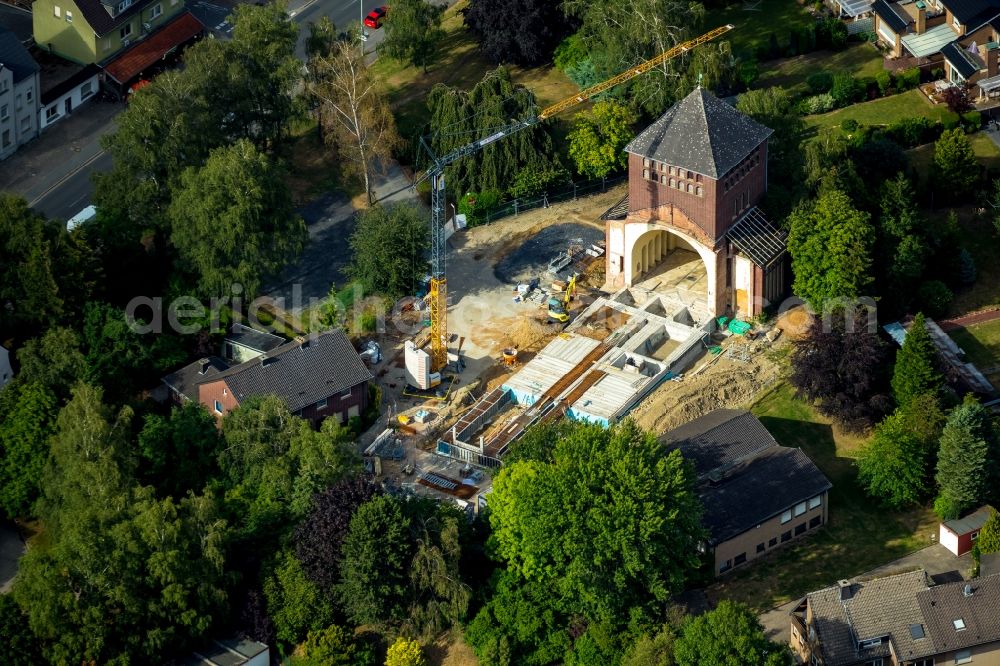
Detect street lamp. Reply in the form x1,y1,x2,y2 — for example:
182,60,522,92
359,0,369,42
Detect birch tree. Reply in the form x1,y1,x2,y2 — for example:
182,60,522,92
309,41,401,203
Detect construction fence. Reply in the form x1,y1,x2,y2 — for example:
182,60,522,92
476,173,628,225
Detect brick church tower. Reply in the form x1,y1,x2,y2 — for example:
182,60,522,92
603,87,789,318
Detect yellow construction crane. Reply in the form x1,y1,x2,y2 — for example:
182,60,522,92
417,24,733,372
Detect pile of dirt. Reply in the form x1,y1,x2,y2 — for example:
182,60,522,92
631,341,787,435
501,317,554,351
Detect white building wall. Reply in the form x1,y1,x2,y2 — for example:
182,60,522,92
940,524,960,556
39,73,98,131
622,222,718,316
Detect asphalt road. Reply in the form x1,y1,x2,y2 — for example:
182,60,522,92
28,0,389,218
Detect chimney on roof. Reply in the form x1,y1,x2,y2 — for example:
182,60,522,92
916,1,927,34
963,584,973,597
261,356,277,367
838,580,854,601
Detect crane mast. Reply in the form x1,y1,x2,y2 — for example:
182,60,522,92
420,24,733,373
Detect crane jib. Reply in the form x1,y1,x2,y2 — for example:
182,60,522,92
477,131,508,147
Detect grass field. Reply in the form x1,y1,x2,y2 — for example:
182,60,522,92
756,43,885,96
948,319,1000,376
707,383,938,612
906,131,1000,182
951,208,1000,315
803,89,955,136
707,0,817,56
372,0,579,143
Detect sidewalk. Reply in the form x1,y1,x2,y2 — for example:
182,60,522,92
757,543,972,644
0,100,119,204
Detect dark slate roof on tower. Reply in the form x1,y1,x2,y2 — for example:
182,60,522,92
206,328,373,414
624,88,773,179
0,27,38,83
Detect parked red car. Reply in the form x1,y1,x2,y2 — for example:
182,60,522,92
363,6,387,29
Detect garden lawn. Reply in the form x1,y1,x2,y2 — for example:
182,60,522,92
373,0,579,142
907,131,1000,182
706,383,938,612
952,207,1000,315
706,0,817,56
803,89,955,135
948,319,1000,377
756,43,885,97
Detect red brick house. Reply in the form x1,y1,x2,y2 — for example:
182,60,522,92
197,329,373,426
603,87,788,318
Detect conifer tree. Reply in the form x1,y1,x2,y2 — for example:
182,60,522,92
934,396,999,519
891,313,943,409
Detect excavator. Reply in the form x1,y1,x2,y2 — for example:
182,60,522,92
547,273,578,323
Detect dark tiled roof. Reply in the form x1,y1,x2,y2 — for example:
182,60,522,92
600,193,629,221
0,4,33,44
662,409,778,477
624,88,773,179
942,40,983,79
0,27,37,83
944,0,997,25
40,63,100,106
699,446,831,544
726,206,787,268
943,505,996,536
103,11,203,84
76,0,156,36
225,323,286,354
965,6,1000,31
162,356,230,402
209,329,373,414
873,0,911,33
808,570,934,665
918,574,1000,654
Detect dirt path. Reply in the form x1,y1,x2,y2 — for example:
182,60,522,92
938,307,1000,331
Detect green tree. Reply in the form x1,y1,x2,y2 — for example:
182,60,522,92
138,401,222,497
787,188,875,311
891,313,943,409
264,549,336,649
170,140,306,299
0,595,42,666
568,101,636,179
736,86,804,220
934,396,999,519
489,420,704,628
933,127,979,200
978,509,1000,554
403,509,471,640
15,326,86,397
81,301,162,402
14,385,230,664
385,637,427,666
380,0,444,72
426,67,561,197
347,203,430,299
857,408,933,509
877,174,927,313
623,624,677,666
309,40,402,203
0,381,58,518
673,600,791,666
337,495,414,627
293,624,375,666
306,16,339,59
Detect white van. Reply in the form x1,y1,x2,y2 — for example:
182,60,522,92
66,205,97,231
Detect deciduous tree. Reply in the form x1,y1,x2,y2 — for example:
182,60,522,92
347,203,430,299
857,408,933,509
787,188,875,311
789,306,893,431
0,381,58,519
0,595,42,666
978,509,1000,554
464,0,569,66
933,128,979,200
310,39,402,203
169,140,306,299
568,101,636,179
263,549,336,649
891,313,943,409
293,624,375,666
380,0,444,72
673,601,791,666
934,396,999,519
14,327,86,398
385,637,427,666
138,401,223,497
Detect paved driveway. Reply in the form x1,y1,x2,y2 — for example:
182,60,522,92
757,544,972,645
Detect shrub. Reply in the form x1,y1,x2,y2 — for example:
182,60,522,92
803,93,836,114
817,17,849,50
961,110,982,131
942,112,961,130
917,280,953,318
841,118,859,132
942,86,974,114
458,189,504,226
806,71,834,95
875,70,893,96
931,67,944,80
830,73,862,106
959,248,977,285
884,116,935,148
858,76,878,99
896,67,921,90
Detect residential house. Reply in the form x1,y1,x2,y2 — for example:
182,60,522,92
0,344,12,389
161,355,229,404
662,409,832,576
222,323,286,364
0,3,34,45
0,27,39,159
792,569,1000,665
197,329,373,426
36,45,99,130
941,505,997,556
602,87,788,318
32,0,202,88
